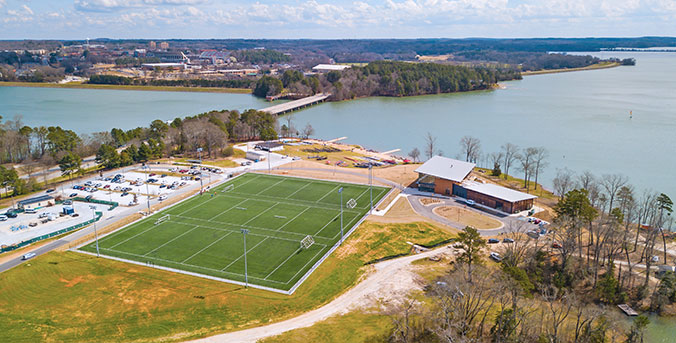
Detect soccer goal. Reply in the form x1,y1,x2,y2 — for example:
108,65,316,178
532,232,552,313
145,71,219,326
300,235,315,249
222,184,234,193
346,198,357,209
155,214,170,225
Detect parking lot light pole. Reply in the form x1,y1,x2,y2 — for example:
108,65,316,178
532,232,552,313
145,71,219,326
89,205,99,257
369,165,373,215
338,187,344,244
144,165,151,212
241,229,250,288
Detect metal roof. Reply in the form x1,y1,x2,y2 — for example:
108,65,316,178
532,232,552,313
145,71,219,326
462,181,537,203
414,156,475,183
312,64,350,71
18,195,54,206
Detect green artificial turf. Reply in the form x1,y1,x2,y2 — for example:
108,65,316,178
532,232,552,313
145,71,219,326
80,173,389,291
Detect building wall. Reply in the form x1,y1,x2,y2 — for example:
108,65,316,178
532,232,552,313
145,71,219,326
21,200,54,210
433,177,459,196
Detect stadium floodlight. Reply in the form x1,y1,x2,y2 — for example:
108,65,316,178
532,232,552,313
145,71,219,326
89,205,99,257
369,164,373,215
338,187,344,244
241,229,250,288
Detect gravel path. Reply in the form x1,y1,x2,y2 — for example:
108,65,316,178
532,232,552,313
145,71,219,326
189,246,448,343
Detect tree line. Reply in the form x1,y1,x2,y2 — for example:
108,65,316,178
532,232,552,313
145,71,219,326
87,75,254,89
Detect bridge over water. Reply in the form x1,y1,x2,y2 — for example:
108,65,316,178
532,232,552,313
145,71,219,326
260,93,331,115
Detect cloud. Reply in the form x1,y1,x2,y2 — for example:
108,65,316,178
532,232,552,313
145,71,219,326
74,0,206,12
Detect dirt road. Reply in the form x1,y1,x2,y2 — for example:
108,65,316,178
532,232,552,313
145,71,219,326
189,246,450,343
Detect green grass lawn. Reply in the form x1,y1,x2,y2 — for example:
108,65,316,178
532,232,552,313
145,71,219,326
79,173,389,292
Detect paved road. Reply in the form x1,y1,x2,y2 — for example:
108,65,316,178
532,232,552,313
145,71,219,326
189,245,449,343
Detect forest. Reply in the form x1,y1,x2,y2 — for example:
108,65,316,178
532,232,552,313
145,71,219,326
87,75,254,89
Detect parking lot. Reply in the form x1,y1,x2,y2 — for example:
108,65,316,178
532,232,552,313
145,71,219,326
0,164,221,249
0,201,102,246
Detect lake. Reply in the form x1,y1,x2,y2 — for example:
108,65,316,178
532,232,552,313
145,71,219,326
0,87,269,133
0,52,674,200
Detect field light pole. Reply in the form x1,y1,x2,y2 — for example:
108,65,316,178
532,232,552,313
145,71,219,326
143,165,150,212
338,187,344,244
369,164,373,215
268,149,271,174
90,205,99,257
241,229,249,288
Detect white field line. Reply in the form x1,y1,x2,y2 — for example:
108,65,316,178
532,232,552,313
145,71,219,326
329,212,361,241
276,207,311,232
109,221,182,249
230,173,263,190
351,187,371,209
242,203,278,226
176,195,218,216
316,185,341,203
172,215,308,241
284,181,314,199
220,192,361,214
256,179,287,195
220,237,270,271
312,212,342,239
283,247,325,285
143,226,199,256
181,231,234,263
98,247,286,284
207,198,249,221
264,248,301,280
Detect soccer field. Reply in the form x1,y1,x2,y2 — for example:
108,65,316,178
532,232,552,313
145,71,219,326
79,173,389,292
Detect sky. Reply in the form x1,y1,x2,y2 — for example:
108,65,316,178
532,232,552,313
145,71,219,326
2,0,676,39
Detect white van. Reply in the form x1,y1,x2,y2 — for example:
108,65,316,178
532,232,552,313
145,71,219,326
24,208,37,214
21,252,36,260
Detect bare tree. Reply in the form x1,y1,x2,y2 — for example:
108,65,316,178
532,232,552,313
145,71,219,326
601,174,628,214
459,136,481,163
553,168,575,198
500,143,518,180
424,132,440,160
542,289,573,343
408,148,420,162
532,147,549,190
517,147,537,191
301,123,315,139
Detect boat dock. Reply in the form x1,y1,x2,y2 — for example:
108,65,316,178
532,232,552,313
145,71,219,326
260,93,331,115
618,304,638,316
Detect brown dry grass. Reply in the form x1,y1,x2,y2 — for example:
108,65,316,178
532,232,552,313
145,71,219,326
419,197,442,206
433,206,502,230
271,160,418,188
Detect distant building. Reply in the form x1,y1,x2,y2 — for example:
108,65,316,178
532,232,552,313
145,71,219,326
199,50,232,64
147,51,189,63
218,68,258,76
141,63,186,70
148,41,157,50
159,41,169,50
415,156,536,213
17,195,54,210
312,64,350,72
255,141,283,152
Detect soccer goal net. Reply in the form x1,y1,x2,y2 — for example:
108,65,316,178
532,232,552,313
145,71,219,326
300,235,315,249
346,198,357,209
222,184,234,193
155,214,170,225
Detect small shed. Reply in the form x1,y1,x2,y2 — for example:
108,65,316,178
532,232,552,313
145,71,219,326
62,206,75,215
246,150,266,162
17,195,55,210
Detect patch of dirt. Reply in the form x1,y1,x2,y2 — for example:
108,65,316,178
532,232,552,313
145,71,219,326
419,197,442,206
59,276,85,288
269,160,418,187
433,206,502,230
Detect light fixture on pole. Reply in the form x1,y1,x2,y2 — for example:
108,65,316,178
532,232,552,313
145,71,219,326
144,164,151,213
89,205,99,257
241,228,250,288
338,187,344,244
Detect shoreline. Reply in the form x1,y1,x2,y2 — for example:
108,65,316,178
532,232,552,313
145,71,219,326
521,62,620,76
0,81,252,94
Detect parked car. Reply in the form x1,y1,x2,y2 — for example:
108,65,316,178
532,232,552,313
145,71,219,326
465,199,476,206
149,173,156,177
0,215,7,221
652,255,660,263
45,188,56,193
502,238,515,243
85,195,93,201
38,213,49,219
63,200,73,205
159,195,168,201
24,208,37,214
69,193,77,197
490,252,503,262
71,213,79,217
527,230,540,239
103,185,110,189
21,252,36,260
121,192,129,197
552,242,563,249
5,211,17,218
487,238,500,244
29,222,38,227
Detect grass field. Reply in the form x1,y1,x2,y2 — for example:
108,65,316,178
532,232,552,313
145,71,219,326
79,173,389,292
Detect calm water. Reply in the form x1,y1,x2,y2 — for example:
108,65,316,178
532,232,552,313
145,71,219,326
1,52,675,338
292,52,676,199
0,87,269,133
